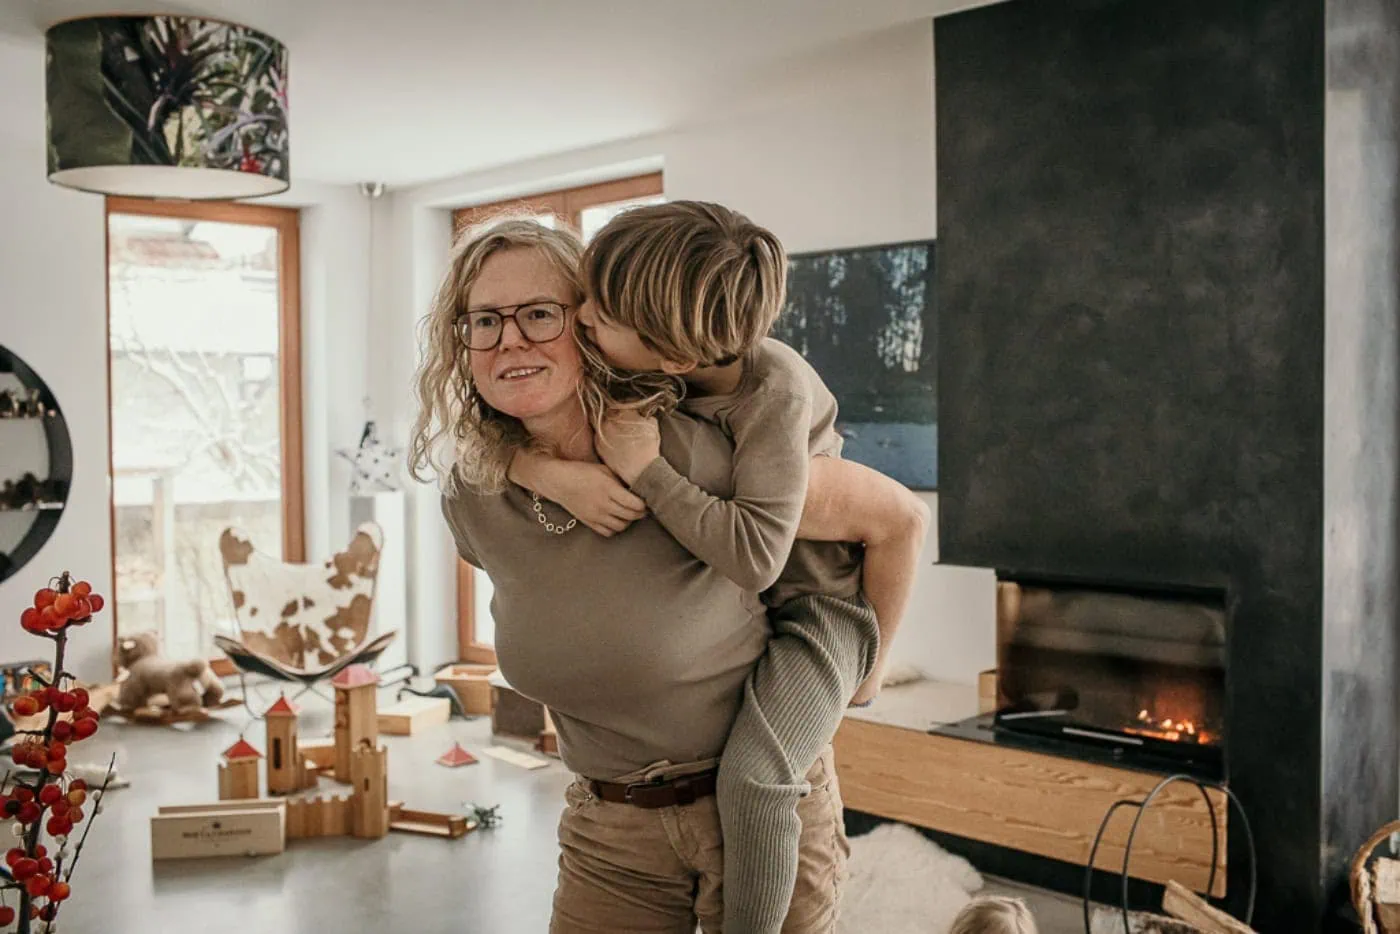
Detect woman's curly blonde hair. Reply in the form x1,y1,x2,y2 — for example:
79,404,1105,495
409,215,679,495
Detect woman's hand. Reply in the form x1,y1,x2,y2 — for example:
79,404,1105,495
509,450,647,537
596,410,663,486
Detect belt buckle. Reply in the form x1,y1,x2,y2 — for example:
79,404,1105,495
622,778,662,803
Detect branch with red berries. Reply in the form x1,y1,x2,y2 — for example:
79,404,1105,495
1,573,115,934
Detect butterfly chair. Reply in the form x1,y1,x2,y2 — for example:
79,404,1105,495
214,521,402,715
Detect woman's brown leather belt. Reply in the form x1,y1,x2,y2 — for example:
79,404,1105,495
588,769,719,808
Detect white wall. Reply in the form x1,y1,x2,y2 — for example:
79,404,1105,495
0,38,111,679
0,34,381,678
381,21,998,685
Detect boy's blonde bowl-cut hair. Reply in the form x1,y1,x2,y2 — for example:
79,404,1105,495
582,200,788,367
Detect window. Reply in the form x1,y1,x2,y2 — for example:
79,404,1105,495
451,171,663,663
452,172,663,243
106,198,303,667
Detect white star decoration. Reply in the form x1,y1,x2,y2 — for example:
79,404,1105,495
336,421,402,494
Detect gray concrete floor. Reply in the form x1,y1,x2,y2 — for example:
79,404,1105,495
43,685,1083,934
53,687,573,934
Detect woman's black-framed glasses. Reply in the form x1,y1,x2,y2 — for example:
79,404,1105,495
456,301,570,351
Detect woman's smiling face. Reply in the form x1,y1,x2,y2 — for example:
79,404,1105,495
466,246,583,424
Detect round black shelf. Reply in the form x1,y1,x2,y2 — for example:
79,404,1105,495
0,346,72,584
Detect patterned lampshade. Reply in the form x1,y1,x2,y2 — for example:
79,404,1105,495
45,15,289,200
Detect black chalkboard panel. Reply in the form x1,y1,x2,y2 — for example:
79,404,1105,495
934,0,1327,928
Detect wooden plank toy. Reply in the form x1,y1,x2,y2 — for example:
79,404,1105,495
378,695,450,735
482,745,549,770
387,802,473,839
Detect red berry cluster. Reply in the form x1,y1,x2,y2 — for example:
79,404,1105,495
19,583,102,635
3,573,111,933
0,781,83,908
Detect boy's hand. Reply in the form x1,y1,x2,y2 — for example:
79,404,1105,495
553,462,648,537
509,450,647,537
596,410,662,486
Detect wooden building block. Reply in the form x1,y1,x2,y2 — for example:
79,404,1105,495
158,799,286,815
297,743,333,789
334,683,378,782
351,743,389,839
321,794,350,837
285,797,306,839
434,663,497,715
491,684,545,739
285,794,353,839
378,695,451,735
978,669,998,714
151,802,285,860
300,737,337,770
387,803,471,839
537,707,559,757
218,759,259,801
265,704,302,795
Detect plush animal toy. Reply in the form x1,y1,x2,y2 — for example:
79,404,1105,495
115,631,225,713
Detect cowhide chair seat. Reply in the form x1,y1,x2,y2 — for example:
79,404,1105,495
214,522,397,701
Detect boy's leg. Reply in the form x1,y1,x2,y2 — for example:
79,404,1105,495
717,593,877,934
692,747,849,934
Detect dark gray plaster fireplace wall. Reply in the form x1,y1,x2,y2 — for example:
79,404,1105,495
934,0,1400,929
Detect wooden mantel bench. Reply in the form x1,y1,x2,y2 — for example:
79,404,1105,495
833,678,1228,897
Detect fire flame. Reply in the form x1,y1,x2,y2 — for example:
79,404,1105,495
1125,708,1214,745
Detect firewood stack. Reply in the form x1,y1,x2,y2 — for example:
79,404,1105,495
1352,819,1400,934
1087,881,1256,934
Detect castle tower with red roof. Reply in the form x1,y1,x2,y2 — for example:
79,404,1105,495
218,736,262,800
332,664,380,782
264,694,303,794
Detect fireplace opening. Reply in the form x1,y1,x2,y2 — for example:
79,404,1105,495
994,575,1227,779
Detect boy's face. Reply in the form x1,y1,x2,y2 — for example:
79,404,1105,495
577,297,686,374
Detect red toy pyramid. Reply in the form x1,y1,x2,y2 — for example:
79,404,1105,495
266,694,298,716
436,743,478,768
223,736,263,761
331,664,380,689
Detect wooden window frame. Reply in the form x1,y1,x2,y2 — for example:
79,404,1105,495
449,171,663,665
452,171,663,234
455,559,494,664
105,197,304,676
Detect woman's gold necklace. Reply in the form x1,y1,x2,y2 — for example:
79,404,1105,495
532,491,578,535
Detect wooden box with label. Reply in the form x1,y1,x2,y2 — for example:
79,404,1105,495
150,799,286,860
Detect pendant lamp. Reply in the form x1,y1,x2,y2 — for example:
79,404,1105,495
46,15,289,200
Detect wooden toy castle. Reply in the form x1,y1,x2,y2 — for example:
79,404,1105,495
153,665,468,860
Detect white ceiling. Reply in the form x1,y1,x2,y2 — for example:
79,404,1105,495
0,0,972,188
